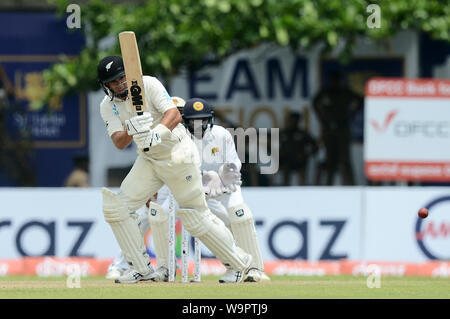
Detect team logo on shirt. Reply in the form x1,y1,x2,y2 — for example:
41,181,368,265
211,147,220,155
193,101,204,111
112,104,119,115
163,90,171,102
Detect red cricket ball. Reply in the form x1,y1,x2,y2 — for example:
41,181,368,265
418,207,429,219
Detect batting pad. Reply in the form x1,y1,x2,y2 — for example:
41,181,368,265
206,198,231,228
102,187,151,274
228,203,265,271
177,208,250,271
137,209,150,236
148,202,169,268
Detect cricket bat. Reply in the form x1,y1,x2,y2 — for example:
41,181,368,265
119,31,146,115
119,31,149,151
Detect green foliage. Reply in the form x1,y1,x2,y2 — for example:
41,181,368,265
43,0,449,103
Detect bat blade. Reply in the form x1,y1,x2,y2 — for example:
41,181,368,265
118,31,146,115
119,31,149,151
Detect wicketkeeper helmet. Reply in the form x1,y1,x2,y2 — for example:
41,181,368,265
182,98,214,137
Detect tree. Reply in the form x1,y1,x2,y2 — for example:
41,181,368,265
40,0,449,107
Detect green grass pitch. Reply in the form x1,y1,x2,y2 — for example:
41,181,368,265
0,275,449,299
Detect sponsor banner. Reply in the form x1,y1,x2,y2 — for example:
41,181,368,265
1,258,448,277
264,260,341,276
340,261,415,277
0,188,121,259
0,12,87,187
366,161,450,182
340,260,450,278
0,188,363,262
364,78,450,181
1,187,449,264
363,188,450,262
366,78,450,98
0,259,23,276
242,187,363,262
147,187,363,262
0,257,112,277
0,187,361,261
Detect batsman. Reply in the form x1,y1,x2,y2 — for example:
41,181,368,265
97,52,252,283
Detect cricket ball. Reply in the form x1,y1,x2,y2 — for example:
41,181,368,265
418,207,429,219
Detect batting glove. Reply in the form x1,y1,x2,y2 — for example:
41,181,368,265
133,129,162,150
125,112,153,136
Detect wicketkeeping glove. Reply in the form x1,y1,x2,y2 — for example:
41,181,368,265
125,112,153,136
218,163,242,192
202,170,229,199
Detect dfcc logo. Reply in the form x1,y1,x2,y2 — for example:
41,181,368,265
415,196,450,260
370,109,398,133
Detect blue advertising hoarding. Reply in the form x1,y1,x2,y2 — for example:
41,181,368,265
0,12,86,186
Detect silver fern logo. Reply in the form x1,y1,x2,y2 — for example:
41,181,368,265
106,61,114,71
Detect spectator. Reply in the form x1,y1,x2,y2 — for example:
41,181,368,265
312,70,362,185
64,153,90,187
279,111,318,186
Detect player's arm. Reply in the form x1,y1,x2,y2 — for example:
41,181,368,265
146,77,181,131
160,107,182,131
100,100,132,150
111,131,133,150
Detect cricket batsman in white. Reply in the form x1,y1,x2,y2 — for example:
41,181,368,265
97,55,252,283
